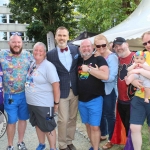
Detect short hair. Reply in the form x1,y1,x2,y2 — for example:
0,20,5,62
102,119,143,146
55,26,69,35
33,42,47,51
142,31,150,39
94,34,109,46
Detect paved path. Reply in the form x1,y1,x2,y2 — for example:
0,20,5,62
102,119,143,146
0,113,124,150
0,114,91,150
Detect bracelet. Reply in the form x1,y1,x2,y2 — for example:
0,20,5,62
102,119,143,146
54,101,59,105
87,68,92,73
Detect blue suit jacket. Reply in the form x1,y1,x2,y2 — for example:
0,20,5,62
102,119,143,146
47,44,79,98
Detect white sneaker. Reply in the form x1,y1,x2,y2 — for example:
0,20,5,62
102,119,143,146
17,142,27,150
7,146,14,150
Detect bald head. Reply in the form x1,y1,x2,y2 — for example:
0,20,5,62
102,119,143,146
80,39,94,60
80,39,92,47
9,35,23,55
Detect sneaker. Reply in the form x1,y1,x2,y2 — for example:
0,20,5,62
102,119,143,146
36,143,46,150
17,142,27,150
7,146,14,150
89,147,93,150
89,147,101,150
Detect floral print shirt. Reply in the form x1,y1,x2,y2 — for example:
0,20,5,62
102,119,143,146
0,50,33,94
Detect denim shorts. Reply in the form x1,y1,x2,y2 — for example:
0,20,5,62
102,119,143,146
78,96,103,126
4,92,29,124
130,96,150,126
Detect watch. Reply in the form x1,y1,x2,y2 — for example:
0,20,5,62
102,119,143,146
54,102,59,105
87,68,92,73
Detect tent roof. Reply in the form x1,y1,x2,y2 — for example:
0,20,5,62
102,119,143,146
73,0,150,51
72,31,98,41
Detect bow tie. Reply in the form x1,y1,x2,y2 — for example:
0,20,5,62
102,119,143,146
60,47,68,52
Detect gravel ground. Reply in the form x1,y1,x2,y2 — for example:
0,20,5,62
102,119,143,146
0,112,124,150
0,113,91,150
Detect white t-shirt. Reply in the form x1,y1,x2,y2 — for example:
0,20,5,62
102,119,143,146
25,59,60,107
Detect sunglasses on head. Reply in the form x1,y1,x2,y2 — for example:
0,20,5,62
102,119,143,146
143,40,150,46
11,32,22,36
95,44,106,48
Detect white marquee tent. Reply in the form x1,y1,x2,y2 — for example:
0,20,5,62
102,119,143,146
73,0,150,51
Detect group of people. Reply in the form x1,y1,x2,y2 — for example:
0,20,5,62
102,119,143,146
0,26,150,150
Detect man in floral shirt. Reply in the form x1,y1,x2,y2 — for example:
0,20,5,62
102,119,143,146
0,34,32,150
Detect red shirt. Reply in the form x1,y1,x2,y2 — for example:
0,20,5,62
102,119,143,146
118,52,135,101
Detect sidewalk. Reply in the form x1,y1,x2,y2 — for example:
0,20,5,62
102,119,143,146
0,113,91,150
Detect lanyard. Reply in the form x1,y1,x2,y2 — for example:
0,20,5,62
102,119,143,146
27,63,36,77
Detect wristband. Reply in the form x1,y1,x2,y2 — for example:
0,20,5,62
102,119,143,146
54,101,59,105
87,68,92,73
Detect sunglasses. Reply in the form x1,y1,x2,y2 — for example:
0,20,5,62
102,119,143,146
143,40,150,46
10,32,22,36
95,44,106,48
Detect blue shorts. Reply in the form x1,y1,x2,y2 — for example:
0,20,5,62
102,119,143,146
4,92,29,124
130,96,150,126
78,96,103,126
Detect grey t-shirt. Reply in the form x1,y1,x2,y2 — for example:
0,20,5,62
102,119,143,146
25,59,60,107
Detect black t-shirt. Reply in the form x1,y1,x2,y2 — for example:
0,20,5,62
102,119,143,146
77,55,108,102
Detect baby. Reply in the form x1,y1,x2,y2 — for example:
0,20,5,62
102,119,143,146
125,51,150,103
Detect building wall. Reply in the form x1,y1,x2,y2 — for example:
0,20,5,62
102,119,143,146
0,1,33,51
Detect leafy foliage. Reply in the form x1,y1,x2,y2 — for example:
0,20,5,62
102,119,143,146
9,0,78,44
8,0,142,44
75,0,141,33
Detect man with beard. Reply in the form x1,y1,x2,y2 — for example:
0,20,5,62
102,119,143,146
47,27,79,150
111,37,135,147
77,39,109,150
0,34,32,150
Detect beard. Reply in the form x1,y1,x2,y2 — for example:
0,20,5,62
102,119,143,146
81,52,92,58
10,46,22,55
57,40,67,48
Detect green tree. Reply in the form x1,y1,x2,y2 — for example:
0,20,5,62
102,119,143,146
9,0,78,44
75,0,141,33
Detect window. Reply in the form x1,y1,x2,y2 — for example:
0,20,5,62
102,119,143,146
0,14,7,23
0,0,9,6
0,32,7,41
9,15,15,23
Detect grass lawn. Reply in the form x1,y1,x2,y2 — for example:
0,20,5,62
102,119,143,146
141,121,149,150
77,113,150,150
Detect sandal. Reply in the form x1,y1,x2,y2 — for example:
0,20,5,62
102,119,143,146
100,136,107,141
102,141,113,149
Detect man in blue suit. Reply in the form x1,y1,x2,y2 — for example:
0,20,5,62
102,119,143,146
47,27,79,150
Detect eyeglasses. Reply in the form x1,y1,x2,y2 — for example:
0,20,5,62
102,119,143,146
10,32,22,36
95,44,106,48
143,40,150,46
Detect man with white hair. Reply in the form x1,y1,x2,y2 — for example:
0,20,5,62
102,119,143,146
77,39,109,150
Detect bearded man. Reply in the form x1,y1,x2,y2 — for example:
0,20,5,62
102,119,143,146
0,33,32,150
